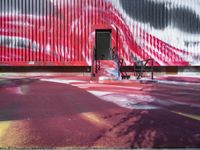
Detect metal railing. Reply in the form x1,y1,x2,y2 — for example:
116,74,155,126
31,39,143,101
91,47,101,77
112,47,130,79
91,47,96,77
134,58,154,80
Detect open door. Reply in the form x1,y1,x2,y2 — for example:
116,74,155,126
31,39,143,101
95,30,112,60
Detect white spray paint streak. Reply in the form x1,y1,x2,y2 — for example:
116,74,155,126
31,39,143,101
110,0,200,65
89,90,160,110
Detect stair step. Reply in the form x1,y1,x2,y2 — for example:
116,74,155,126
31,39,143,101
92,60,120,81
121,75,130,80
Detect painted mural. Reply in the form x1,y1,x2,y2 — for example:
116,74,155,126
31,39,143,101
0,0,200,66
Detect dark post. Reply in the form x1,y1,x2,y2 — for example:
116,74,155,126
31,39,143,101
151,59,154,80
91,47,95,77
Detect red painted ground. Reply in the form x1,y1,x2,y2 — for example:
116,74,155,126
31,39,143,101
0,74,200,148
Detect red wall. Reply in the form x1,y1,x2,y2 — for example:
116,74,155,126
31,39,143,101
0,0,197,66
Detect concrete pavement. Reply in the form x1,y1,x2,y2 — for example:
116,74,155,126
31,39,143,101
0,74,200,148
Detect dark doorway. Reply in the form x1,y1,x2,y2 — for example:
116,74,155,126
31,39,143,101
95,30,112,60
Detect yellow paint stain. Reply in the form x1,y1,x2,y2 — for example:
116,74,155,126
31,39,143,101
172,111,200,121
80,112,111,127
0,120,31,148
0,121,11,143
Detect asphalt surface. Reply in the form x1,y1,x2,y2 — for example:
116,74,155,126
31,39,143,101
0,75,200,148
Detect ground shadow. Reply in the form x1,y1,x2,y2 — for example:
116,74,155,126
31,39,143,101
105,109,200,148
0,78,39,88
0,80,121,121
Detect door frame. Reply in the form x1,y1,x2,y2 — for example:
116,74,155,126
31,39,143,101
95,29,112,60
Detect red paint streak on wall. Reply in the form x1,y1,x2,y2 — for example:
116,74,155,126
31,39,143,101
0,0,191,66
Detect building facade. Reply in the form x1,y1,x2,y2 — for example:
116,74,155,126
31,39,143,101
0,0,200,66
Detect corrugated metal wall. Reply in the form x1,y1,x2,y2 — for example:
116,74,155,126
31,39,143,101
0,0,199,66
